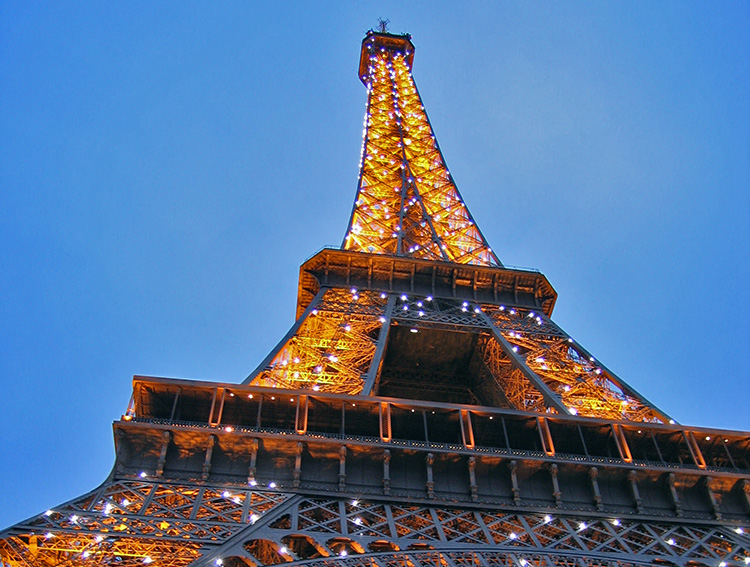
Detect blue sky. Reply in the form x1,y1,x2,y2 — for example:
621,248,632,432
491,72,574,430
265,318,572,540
1,2,748,529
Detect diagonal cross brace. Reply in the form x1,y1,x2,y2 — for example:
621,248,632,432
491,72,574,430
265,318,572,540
478,310,570,414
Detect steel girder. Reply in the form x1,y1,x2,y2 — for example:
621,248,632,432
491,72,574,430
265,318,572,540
244,287,668,423
2,482,748,566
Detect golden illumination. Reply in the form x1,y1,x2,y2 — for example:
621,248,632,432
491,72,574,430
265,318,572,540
344,35,498,266
486,306,662,422
250,289,387,394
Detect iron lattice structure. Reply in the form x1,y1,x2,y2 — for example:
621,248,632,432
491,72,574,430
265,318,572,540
2,29,749,567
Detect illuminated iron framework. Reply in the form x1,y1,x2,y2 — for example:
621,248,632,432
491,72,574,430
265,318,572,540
344,32,498,266
1,28,748,567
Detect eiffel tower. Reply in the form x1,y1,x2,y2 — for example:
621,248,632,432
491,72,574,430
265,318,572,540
2,27,748,567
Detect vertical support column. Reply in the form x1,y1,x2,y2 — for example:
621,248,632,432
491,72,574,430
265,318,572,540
509,460,521,505
426,453,435,499
214,388,226,426
247,439,259,485
702,476,722,520
202,435,216,480
589,467,603,511
537,417,555,457
383,449,391,496
293,442,303,488
338,445,347,491
169,389,180,422
460,410,475,449
156,431,171,477
295,395,308,435
468,456,478,502
685,431,707,469
207,388,219,426
611,424,633,463
667,473,682,517
628,470,643,513
379,402,392,442
550,464,562,508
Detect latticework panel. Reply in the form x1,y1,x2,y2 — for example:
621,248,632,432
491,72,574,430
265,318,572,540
476,334,547,413
484,305,662,422
250,289,388,394
217,495,749,565
0,479,292,566
261,549,720,567
0,533,200,567
391,295,490,330
344,33,497,266
4,484,747,566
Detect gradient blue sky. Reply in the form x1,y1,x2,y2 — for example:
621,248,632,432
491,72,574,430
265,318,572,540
1,2,748,529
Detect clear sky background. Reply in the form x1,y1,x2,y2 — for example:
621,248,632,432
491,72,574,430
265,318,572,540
1,2,748,529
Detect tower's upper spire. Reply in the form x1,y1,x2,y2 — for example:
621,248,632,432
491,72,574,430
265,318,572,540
343,30,501,267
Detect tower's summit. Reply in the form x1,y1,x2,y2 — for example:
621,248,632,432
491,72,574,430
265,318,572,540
357,30,415,84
